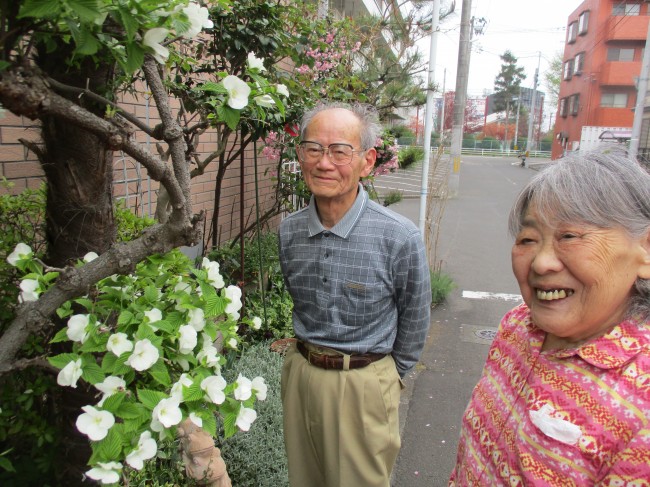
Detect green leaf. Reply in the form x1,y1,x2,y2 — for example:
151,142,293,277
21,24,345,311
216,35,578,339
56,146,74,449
201,413,217,437
115,402,147,420
217,105,241,131
18,0,61,19
100,392,126,413
66,0,102,23
204,293,225,319
0,456,15,473
124,42,145,74
137,389,167,410
118,309,135,326
73,27,101,56
196,82,227,94
79,335,108,353
101,352,117,373
48,353,79,370
149,360,171,388
81,361,105,385
95,427,123,462
118,7,139,41
144,285,159,303
50,327,70,344
73,297,94,310
150,320,173,334
183,382,204,402
113,352,133,375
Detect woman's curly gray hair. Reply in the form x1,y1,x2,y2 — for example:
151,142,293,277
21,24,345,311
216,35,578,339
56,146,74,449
508,148,650,320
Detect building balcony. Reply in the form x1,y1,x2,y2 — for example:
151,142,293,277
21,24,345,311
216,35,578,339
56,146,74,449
599,61,641,86
606,15,649,41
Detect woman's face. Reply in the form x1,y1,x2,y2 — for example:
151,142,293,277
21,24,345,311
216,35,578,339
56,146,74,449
511,208,650,347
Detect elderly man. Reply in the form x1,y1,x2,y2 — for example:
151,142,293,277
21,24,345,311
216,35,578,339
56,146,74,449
279,102,431,487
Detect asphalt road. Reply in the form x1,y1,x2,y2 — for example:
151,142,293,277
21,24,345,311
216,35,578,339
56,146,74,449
379,155,546,487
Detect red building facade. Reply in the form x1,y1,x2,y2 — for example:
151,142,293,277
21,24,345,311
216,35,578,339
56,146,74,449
553,0,650,159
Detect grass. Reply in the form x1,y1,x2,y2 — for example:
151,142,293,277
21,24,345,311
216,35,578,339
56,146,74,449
383,190,403,207
430,269,455,306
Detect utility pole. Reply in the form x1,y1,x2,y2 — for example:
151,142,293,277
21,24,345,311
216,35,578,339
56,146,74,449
418,0,441,235
447,0,473,198
525,52,541,166
514,87,521,150
630,20,650,158
439,68,446,135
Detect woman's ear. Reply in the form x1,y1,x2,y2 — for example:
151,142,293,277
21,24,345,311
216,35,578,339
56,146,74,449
638,229,650,279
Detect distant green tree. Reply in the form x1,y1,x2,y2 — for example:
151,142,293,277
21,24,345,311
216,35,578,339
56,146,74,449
544,51,562,108
493,51,526,145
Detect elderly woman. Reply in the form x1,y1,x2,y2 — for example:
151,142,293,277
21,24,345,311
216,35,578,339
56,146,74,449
449,150,650,485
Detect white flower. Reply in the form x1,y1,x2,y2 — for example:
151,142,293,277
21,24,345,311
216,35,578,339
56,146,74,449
19,278,40,302
76,405,115,441
197,340,220,370
236,406,257,432
170,373,193,401
188,308,206,331
201,375,227,405
143,28,170,64
7,243,32,266
222,75,251,110
202,258,225,289
127,339,159,371
152,397,182,428
247,52,267,72
95,376,126,406
182,2,213,38
189,412,203,428
126,430,157,470
251,316,262,330
252,376,268,401
66,314,90,343
234,374,252,401
254,94,275,108
178,325,198,354
175,281,192,294
86,461,122,485
57,359,83,388
83,252,98,262
227,337,238,349
106,332,133,357
276,83,289,97
145,308,162,324
224,285,242,320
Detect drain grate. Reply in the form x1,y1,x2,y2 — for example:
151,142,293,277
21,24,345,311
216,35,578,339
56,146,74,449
474,329,497,341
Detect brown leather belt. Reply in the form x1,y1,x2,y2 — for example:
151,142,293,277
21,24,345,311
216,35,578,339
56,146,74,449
296,341,386,370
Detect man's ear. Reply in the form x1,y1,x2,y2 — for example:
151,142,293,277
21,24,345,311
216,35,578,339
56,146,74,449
360,147,376,178
638,229,650,280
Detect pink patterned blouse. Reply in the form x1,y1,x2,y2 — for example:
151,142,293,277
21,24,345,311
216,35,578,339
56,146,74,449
449,303,650,486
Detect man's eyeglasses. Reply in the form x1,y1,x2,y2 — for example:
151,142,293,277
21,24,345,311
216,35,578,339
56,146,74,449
297,141,364,166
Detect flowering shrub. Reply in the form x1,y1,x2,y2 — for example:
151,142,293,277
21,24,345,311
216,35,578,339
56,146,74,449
7,244,267,484
372,131,400,176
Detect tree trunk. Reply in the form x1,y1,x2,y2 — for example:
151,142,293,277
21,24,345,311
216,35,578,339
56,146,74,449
36,46,117,485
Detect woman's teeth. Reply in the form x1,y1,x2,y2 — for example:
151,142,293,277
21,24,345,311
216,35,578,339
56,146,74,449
536,289,574,301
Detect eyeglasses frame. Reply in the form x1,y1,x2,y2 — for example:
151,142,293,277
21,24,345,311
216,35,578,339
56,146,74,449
297,140,366,166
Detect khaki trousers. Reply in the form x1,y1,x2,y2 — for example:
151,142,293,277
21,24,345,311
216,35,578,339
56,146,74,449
281,343,402,487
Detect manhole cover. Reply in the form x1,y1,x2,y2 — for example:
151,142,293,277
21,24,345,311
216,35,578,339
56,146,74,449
474,329,497,341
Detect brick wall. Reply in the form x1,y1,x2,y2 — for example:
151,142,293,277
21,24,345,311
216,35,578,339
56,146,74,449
0,86,282,250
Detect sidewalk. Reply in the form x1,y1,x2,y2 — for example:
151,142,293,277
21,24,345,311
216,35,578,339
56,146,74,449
385,156,539,486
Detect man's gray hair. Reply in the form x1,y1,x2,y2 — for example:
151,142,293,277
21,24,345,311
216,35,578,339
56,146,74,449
299,102,383,151
508,148,650,319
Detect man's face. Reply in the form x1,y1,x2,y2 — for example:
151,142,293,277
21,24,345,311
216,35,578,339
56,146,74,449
298,108,376,210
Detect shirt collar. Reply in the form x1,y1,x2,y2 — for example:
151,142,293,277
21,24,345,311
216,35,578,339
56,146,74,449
545,317,650,369
307,184,368,238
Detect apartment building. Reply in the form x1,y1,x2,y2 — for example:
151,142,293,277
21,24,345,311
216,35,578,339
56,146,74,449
553,0,650,159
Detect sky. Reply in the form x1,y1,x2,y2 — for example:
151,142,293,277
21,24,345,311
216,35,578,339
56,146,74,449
419,0,585,119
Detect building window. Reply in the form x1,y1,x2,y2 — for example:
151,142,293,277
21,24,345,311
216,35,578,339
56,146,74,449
568,94,580,116
607,47,635,61
612,3,640,16
567,21,578,43
578,11,590,34
574,52,585,75
563,60,574,80
601,93,629,108
559,98,568,118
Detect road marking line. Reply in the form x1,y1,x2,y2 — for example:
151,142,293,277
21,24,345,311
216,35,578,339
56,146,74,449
462,290,522,302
